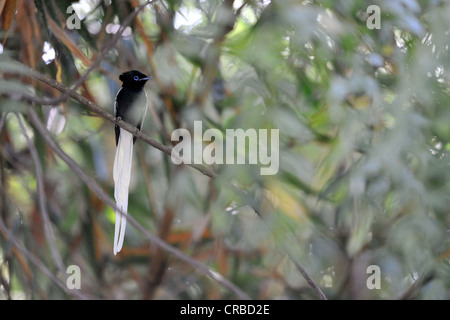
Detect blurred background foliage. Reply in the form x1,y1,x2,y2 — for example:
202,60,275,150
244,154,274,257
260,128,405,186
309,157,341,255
0,0,449,299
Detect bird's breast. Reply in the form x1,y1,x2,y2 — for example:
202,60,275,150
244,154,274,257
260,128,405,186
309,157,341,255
116,88,147,126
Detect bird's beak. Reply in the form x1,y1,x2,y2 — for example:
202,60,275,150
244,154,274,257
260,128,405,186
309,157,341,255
140,76,153,81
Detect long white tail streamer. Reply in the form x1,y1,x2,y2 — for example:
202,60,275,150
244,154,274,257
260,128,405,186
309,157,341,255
113,128,134,255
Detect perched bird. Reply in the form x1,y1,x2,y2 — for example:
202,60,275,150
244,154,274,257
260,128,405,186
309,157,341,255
113,70,151,255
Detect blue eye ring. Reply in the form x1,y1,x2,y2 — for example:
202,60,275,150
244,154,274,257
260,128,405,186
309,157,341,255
133,75,139,81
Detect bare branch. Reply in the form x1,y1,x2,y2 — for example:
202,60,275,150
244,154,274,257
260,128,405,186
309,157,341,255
15,113,66,277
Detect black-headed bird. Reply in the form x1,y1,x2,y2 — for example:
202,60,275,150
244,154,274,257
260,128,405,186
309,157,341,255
113,70,151,255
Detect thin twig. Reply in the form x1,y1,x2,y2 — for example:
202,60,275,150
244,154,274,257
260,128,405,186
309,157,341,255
15,113,66,278
287,251,327,300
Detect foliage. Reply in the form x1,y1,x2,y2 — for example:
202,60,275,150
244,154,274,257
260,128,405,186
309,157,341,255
0,0,449,299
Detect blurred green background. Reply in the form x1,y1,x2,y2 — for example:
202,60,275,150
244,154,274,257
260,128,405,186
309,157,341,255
0,0,448,299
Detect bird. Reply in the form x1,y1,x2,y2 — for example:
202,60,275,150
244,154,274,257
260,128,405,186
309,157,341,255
113,70,151,255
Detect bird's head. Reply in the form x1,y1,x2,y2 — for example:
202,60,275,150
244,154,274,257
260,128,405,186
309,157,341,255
119,70,152,88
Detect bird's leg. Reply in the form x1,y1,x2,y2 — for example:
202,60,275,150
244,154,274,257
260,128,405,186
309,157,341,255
133,126,141,143
115,115,122,126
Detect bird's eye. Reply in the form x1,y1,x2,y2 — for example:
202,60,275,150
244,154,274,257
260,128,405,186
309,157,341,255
133,76,139,81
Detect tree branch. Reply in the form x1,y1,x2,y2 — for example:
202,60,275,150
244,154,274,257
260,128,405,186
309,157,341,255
27,108,250,300
1,58,326,300
15,113,66,278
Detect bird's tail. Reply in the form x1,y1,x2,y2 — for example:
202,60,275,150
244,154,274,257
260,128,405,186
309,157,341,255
113,128,134,255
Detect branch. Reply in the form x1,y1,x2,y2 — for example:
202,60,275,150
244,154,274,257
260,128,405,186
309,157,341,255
0,57,218,179
15,113,66,278
1,59,326,300
27,109,250,300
